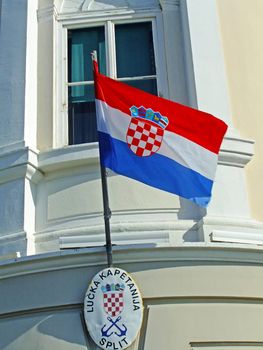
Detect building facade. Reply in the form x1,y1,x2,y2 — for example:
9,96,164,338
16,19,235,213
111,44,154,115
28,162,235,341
0,0,263,349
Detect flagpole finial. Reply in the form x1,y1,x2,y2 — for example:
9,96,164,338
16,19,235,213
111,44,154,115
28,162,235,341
91,50,97,62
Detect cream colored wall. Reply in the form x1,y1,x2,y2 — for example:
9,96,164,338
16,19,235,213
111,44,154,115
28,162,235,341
1,247,263,349
217,0,263,221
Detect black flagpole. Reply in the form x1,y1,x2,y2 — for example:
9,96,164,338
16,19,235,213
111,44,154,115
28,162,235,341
92,50,113,268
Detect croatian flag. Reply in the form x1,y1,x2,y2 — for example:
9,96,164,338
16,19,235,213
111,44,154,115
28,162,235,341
94,62,227,207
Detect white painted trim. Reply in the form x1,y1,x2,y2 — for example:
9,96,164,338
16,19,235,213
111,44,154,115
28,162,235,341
183,0,232,124
38,142,99,172
37,4,59,22
160,0,187,102
54,22,68,147
59,230,170,249
211,230,263,246
58,9,161,25
41,131,255,175
153,13,169,98
0,164,42,186
179,0,197,107
56,10,169,148
3,245,263,279
219,136,254,168
0,141,26,156
0,147,43,185
24,0,38,149
159,0,180,10
198,215,263,230
0,231,27,244
106,20,116,77
35,219,184,241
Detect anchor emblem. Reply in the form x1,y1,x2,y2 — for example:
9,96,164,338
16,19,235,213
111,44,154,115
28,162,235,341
101,316,127,337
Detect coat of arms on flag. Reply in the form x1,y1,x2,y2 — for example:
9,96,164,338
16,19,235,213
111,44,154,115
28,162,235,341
126,106,169,157
93,59,228,207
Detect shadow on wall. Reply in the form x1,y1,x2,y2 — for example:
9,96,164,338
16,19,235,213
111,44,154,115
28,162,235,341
0,311,89,350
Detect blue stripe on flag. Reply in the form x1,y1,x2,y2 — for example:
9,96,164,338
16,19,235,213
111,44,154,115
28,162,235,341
98,131,213,207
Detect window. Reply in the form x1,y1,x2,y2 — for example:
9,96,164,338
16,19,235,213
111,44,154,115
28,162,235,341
67,21,158,145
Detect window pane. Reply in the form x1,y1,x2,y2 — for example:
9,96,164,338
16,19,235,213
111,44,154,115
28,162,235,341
68,86,97,144
115,22,156,78
69,84,95,104
122,79,157,95
68,27,106,83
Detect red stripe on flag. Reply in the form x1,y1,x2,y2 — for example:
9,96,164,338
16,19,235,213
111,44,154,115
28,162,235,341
94,72,227,154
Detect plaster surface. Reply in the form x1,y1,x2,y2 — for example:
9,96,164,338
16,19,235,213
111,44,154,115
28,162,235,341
217,0,263,221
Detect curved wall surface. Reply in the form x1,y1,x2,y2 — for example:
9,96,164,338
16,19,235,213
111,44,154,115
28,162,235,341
1,246,263,349
217,0,263,221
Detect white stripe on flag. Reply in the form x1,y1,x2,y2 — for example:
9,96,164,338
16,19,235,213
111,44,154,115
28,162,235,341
96,99,218,180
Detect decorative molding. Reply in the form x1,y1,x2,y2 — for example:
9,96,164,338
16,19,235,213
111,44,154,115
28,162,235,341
38,143,99,173
198,215,263,229
211,230,263,246
0,147,43,185
219,136,254,168
37,4,59,22
0,141,26,156
197,215,263,245
57,7,160,23
35,219,193,244
32,134,256,180
0,231,27,244
59,230,170,249
2,245,263,280
0,231,26,259
159,0,180,10
59,0,160,15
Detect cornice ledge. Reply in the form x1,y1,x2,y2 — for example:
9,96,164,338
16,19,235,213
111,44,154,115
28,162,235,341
59,0,160,16
38,143,99,173
34,219,194,243
211,229,263,246
0,231,27,262
2,244,263,280
197,216,263,246
37,4,59,22
0,146,43,185
0,231,27,244
198,215,263,229
159,0,180,10
219,136,254,167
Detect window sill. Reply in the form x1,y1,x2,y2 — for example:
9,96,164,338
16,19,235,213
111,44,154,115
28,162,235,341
38,142,99,173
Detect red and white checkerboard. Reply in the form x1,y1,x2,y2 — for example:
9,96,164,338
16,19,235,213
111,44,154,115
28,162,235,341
103,292,124,317
126,118,164,157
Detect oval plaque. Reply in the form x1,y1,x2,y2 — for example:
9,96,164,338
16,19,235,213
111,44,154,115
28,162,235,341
84,267,143,350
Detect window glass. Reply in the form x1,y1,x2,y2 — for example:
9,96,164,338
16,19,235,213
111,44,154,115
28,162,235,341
68,27,105,144
115,22,156,78
68,22,157,145
68,27,106,83
68,86,97,144
122,79,157,95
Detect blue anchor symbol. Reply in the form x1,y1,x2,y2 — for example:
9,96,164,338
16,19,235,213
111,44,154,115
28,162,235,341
101,316,127,337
